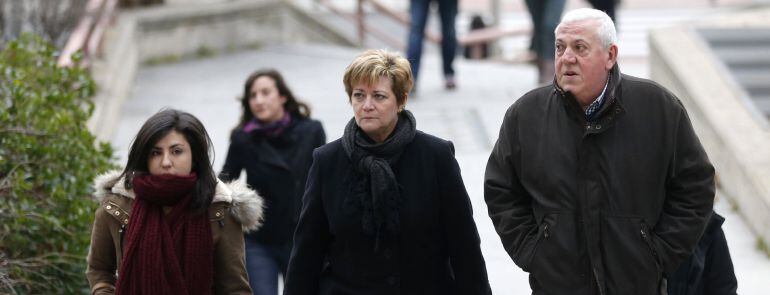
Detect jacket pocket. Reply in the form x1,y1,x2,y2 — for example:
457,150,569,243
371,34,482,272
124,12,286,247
522,221,548,272
639,222,662,272
527,213,586,293
601,216,662,295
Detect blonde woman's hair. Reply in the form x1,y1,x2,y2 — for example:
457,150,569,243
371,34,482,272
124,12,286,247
343,49,413,106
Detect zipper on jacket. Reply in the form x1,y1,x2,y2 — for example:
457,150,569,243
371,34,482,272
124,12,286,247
524,222,550,272
119,225,126,254
640,222,661,268
593,268,605,295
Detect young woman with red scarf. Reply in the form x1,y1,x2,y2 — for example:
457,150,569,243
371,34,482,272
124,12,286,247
86,109,264,295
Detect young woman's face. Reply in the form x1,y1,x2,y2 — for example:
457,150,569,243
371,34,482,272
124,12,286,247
147,130,193,176
249,76,287,123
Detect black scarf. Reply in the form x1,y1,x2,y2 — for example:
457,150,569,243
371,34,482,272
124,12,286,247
341,110,416,249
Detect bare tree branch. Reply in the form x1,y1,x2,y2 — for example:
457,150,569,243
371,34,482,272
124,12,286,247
1,0,86,48
0,0,5,43
0,252,19,295
0,161,33,191
8,0,24,40
0,127,47,136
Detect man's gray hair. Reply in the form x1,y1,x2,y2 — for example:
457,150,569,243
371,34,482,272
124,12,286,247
555,8,617,48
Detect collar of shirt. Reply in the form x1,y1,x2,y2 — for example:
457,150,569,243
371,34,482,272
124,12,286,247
585,76,610,122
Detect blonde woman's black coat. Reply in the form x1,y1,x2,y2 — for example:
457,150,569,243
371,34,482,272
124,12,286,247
284,131,492,295
220,117,325,245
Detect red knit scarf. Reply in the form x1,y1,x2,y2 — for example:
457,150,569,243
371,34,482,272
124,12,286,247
115,173,213,295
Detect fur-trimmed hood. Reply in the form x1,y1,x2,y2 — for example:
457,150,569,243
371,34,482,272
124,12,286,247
92,170,264,232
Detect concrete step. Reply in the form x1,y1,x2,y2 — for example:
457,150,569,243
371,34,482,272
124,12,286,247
748,95,770,117
699,28,770,47
709,47,770,68
311,8,727,59
732,69,770,90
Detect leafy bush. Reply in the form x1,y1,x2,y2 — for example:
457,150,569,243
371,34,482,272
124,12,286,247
0,34,115,294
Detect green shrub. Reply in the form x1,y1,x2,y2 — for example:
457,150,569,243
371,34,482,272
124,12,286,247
0,34,115,294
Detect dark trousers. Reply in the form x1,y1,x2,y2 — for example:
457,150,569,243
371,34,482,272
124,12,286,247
406,0,457,83
667,212,737,295
245,238,291,295
525,0,566,60
587,0,617,22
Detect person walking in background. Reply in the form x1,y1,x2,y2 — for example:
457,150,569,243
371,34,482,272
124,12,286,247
668,211,738,295
485,8,715,294
406,0,458,92
219,69,325,295
587,0,619,22
525,0,566,84
283,49,491,294
87,109,263,295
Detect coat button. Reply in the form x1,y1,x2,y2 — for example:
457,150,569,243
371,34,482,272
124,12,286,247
106,205,112,210
114,211,120,216
215,212,221,217
124,219,129,224
595,124,602,130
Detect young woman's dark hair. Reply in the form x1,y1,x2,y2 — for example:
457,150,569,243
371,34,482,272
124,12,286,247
121,108,217,212
235,69,311,130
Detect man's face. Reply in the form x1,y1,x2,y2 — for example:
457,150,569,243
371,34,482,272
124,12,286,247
555,19,617,107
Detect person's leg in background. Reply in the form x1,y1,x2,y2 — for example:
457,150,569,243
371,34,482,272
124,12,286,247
524,0,544,58
667,212,737,295
587,0,617,22
539,0,565,84
407,0,431,92
525,0,546,84
245,238,280,295
275,243,291,278
437,0,458,89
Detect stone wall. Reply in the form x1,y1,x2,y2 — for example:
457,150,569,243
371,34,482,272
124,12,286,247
649,9,770,252
0,0,88,47
88,0,355,140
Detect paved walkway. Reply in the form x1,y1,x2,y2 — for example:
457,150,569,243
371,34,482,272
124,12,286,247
114,43,770,294
111,5,770,293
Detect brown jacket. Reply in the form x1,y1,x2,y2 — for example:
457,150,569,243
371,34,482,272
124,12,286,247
86,171,264,295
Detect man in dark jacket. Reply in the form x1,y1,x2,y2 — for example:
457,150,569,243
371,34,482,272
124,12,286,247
484,8,715,294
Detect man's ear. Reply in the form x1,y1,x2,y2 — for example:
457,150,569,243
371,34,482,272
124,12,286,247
606,44,618,70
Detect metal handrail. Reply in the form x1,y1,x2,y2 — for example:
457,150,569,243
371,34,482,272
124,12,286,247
366,0,441,44
314,0,528,53
315,0,439,48
58,0,118,67
317,0,405,48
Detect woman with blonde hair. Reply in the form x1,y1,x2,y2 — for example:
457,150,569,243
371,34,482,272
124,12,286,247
283,50,491,294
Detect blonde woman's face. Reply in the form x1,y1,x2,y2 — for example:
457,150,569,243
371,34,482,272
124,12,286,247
147,130,193,176
351,76,403,143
